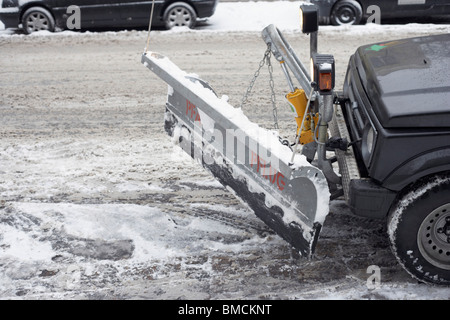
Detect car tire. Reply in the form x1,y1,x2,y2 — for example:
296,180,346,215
22,7,56,34
388,174,450,285
330,0,363,25
163,2,197,29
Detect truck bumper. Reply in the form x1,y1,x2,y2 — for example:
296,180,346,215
348,179,397,219
330,103,397,219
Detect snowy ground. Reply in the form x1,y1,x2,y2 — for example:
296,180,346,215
1,1,450,300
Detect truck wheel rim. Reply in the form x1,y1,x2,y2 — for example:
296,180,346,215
417,203,450,270
167,7,192,28
26,12,50,33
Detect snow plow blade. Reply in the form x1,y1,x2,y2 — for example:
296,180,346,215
142,52,330,257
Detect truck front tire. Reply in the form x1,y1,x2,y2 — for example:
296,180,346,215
388,174,450,285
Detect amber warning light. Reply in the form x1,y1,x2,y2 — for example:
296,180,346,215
311,54,335,94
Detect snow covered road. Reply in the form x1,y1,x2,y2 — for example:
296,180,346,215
1,2,450,300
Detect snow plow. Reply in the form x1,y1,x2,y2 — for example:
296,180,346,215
142,49,330,257
143,5,450,285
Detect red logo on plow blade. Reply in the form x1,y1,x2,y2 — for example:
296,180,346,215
184,99,285,192
186,100,201,123
250,151,286,191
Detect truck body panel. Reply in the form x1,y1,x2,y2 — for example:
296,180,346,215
342,34,450,198
356,34,450,128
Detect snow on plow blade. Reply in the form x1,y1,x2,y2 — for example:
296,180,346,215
142,52,330,257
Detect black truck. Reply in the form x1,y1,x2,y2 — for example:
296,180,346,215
334,33,450,285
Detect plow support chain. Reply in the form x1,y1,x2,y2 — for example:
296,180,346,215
142,52,330,257
262,24,312,97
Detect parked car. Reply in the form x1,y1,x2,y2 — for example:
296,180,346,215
0,0,218,34
309,0,450,25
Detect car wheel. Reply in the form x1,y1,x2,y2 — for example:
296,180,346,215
22,7,55,34
163,2,197,29
388,174,450,285
330,0,363,25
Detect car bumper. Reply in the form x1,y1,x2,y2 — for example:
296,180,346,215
193,0,218,18
0,8,20,29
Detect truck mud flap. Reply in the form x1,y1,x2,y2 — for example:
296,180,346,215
142,52,330,257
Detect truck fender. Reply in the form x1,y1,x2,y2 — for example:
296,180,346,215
383,148,450,192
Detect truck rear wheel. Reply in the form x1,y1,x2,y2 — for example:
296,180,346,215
388,174,450,285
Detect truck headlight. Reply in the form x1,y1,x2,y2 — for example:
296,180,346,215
362,125,377,165
366,127,375,153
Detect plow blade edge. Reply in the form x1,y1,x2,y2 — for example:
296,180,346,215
142,52,330,257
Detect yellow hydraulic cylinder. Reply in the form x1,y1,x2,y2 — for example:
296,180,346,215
286,88,317,145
